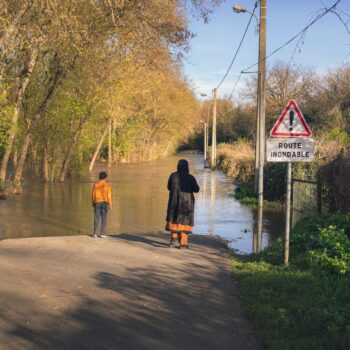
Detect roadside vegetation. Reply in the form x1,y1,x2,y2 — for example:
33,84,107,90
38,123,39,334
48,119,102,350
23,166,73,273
0,0,222,191
200,62,350,349
198,62,350,207
231,213,350,350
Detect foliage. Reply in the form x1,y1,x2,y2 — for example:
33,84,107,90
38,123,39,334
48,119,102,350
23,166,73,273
215,140,255,182
257,213,350,274
231,213,350,349
234,182,255,200
0,0,212,185
325,127,350,146
215,140,318,203
200,62,350,171
0,87,14,149
232,257,350,350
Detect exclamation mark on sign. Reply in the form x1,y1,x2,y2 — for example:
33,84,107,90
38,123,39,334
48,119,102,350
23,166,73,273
289,110,294,131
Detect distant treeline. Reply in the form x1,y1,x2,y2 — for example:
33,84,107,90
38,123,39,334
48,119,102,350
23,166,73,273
199,62,350,157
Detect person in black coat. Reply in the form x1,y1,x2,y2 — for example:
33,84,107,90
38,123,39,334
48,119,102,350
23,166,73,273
165,159,200,248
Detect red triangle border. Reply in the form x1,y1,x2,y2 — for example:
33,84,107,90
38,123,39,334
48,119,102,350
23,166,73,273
270,99,312,137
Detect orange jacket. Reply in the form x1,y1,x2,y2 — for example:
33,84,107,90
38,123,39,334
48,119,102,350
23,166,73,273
92,180,112,207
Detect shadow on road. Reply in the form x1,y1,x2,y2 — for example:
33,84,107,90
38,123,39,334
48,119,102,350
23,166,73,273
0,234,260,350
112,233,170,248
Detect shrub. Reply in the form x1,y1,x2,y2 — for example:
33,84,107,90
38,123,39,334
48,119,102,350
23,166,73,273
215,140,255,182
259,214,350,275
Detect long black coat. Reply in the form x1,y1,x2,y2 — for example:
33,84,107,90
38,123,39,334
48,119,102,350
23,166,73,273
166,172,200,226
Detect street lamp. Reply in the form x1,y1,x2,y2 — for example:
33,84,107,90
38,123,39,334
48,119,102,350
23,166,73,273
200,92,209,168
200,120,208,168
232,4,247,13
233,4,259,33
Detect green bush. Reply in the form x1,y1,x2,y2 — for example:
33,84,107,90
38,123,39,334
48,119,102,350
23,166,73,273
264,163,286,202
232,258,350,350
258,214,350,275
325,127,350,146
232,213,350,349
308,225,350,274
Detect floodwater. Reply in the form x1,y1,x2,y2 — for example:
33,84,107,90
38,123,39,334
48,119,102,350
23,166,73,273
0,152,284,253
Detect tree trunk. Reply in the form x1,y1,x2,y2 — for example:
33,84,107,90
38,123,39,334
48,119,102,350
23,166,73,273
43,146,49,182
12,149,18,168
108,118,112,167
0,46,38,182
12,65,61,184
58,117,88,182
13,131,31,184
89,122,109,171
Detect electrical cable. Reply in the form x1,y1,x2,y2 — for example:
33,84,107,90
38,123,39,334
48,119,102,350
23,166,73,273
241,0,342,73
216,1,259,89
228,72,242,100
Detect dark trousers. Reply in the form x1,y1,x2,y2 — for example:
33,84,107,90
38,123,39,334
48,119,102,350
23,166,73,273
94,202,109,235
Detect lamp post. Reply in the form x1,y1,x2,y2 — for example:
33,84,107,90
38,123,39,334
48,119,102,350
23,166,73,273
211,88,217,169
233,0,266,251
200,93,210,168
206,105,210,167
233,4,259,33
200,120,208,168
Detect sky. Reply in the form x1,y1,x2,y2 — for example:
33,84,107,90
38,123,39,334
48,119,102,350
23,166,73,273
183,0,350,99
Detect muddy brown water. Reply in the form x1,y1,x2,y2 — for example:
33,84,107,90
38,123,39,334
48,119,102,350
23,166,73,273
0,152,284,253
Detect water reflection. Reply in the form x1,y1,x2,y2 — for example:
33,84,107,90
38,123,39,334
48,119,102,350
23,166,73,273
0,152,284,253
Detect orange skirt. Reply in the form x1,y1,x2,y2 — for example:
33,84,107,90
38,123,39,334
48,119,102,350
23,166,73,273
166,222,193,234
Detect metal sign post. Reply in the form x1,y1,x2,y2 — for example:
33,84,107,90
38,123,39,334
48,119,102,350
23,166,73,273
267,99,313,266
285,162,292,265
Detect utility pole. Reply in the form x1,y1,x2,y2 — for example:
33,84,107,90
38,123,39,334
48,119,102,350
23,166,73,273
211,88,217,169
206,105,210,166
256,0,267,251
254,90,260,193
203,122,207,167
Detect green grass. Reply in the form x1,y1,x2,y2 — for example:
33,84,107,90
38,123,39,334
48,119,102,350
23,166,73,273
232,258,350,350
232,214,350,350
239,196,258,207
233,182,282,209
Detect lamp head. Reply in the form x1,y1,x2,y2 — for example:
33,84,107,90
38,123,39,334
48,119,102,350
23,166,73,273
233,4,247,13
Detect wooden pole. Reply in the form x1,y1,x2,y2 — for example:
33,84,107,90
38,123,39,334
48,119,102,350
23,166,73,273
204,123,207,167
256,0,267,250
211,88,217,169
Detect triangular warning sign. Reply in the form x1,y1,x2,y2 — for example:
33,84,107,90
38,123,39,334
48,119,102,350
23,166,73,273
270,99,311,137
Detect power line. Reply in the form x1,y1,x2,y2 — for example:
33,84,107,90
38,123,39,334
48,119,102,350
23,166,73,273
216,1,259,89
241,0,342,73
228,72,242,100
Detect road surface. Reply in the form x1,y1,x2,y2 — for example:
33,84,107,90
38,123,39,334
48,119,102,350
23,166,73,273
0,234,261,350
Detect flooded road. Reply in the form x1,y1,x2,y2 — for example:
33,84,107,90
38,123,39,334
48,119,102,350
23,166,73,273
0,152,284,253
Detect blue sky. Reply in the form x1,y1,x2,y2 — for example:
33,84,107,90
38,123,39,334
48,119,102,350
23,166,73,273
183,0,350,98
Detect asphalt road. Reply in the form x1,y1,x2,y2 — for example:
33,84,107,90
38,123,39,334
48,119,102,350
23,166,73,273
0,234,261,350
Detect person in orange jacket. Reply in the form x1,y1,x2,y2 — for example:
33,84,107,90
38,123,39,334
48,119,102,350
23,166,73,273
92,171,112,238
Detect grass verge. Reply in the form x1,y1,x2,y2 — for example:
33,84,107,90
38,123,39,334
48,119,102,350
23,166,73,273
232,214,350,350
